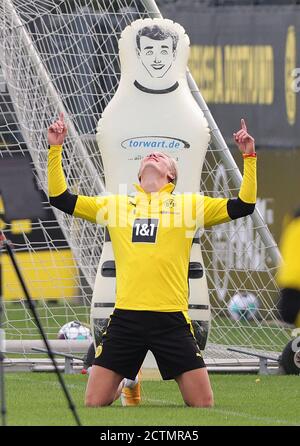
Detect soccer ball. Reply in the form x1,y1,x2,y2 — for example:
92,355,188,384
58,320,92,341
227,292,259,322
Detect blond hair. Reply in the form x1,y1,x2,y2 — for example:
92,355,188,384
138,153,178,185
167,155,178,185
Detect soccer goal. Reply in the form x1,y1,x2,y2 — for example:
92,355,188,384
0,0,290,366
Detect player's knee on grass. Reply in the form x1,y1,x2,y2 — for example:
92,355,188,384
85,393,114,407
184,392,214,408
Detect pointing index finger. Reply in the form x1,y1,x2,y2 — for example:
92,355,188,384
59,112,64,122
241,118,247,132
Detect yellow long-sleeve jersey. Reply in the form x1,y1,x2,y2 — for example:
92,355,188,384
48,145,256,312
277,215,300,291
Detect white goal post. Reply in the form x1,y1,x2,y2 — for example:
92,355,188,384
0,0,290,365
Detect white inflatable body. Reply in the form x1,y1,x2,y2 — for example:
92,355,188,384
92,18,211,352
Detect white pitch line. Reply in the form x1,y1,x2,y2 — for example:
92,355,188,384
144,398,300,426
212,408,300,426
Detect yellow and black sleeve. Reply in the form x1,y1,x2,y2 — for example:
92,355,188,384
48,145,106,224
226,155,257,220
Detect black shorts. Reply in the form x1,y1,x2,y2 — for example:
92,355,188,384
278,288,300,325
93,309,206,380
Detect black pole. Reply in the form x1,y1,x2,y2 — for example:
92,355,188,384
0,234,7,426
2,235,82,426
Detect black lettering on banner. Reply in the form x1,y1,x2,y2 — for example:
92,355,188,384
132,218,159,243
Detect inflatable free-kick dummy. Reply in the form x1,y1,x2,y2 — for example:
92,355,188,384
92,18,211,352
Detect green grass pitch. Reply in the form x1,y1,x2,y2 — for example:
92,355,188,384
4,372,300,426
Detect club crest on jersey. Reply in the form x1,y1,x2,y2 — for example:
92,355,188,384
132,218,159,243
164,198,175,208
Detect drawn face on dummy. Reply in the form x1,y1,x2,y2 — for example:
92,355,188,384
136,26,178,79
138,152,177,184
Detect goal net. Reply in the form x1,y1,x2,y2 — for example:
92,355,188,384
0,0,290,364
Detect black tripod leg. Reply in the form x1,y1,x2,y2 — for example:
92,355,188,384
0,242,7,426
0,350,6,426
4,240,82,426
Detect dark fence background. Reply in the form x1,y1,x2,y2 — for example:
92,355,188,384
160,2,300,149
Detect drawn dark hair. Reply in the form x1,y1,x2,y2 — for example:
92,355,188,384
136,25,179,52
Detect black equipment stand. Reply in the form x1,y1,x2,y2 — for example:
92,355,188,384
0,239,6,426
0,156,81,426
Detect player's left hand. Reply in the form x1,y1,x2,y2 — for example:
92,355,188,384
48,112,68,146
233,119,255,155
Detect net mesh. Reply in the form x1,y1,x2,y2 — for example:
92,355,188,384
0,0,290,361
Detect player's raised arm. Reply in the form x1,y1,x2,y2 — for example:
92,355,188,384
48,112,77,213
200,118,257,227
47,113,108,224
228,118,257,217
